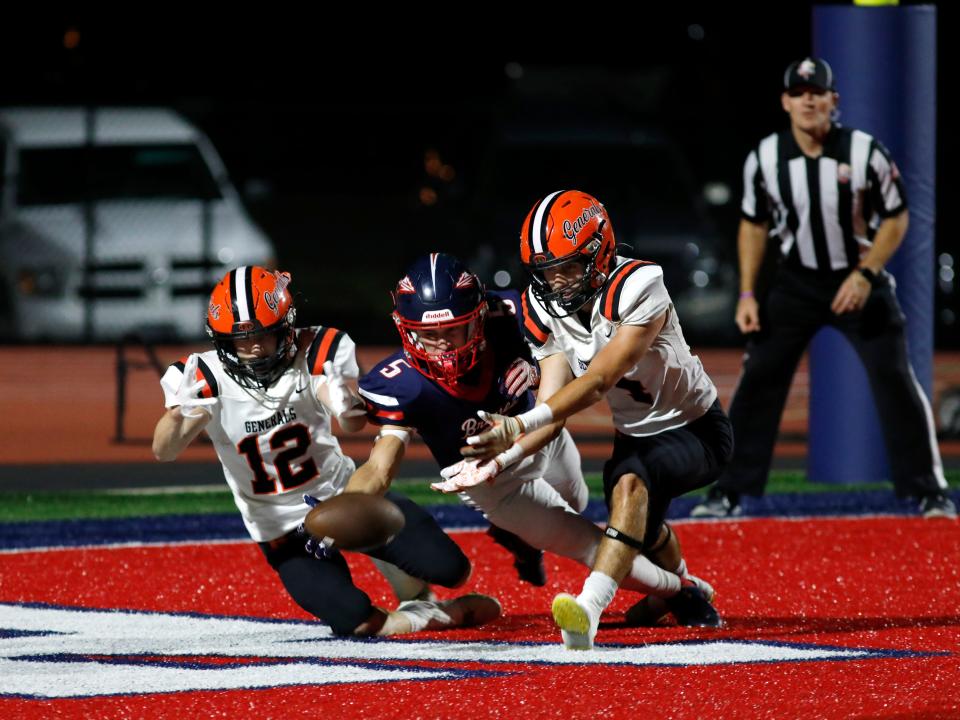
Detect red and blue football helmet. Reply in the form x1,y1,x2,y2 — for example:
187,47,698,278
392,253,487,386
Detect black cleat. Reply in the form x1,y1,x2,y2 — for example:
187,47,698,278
486,525,547,586
664,583,723,628
919,493,957,519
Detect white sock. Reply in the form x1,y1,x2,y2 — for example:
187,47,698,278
619,555,682,597
675,558,689,579
577,571,618,618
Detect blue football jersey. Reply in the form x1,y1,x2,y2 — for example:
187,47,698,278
359,291,535,467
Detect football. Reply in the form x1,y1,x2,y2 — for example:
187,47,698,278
303,493,405,551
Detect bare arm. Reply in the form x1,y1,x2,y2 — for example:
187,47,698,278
152,407,211,462
831,209,908,315
344,431,410,495
541,314,665,422
514,352,573,455
735,218,769,333
464,313,667,459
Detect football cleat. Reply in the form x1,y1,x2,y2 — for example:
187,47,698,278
439,593,503,629
487,525,547,586
690,489,742,518
663,582,723,628
919,493,958,519
552,593,599,650
625,575,715,627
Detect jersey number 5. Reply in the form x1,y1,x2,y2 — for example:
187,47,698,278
237,423,319,494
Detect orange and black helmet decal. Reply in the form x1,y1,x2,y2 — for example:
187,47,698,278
207,266,293,336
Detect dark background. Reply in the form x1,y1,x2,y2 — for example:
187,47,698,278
2,2,955,345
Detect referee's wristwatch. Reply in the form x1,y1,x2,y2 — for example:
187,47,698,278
857,266,879,287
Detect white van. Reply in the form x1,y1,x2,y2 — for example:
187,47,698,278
0,107,275,341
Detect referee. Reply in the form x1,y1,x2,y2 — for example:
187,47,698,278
691,57,955,519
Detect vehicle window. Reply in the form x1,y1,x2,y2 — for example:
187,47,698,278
17,144,223,205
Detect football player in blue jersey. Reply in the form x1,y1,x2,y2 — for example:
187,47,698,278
344,252,690,607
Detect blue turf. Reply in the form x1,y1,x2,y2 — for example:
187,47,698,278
1,489,956,550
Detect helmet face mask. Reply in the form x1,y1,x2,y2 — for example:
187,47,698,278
206,267,297,389
392,253,487,387
520,190,617,318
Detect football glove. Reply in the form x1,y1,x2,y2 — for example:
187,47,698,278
173,354,218,418
322,361,366,418
431,458,501,493
501,358,540,398
462,411,524,458
297,494,336,559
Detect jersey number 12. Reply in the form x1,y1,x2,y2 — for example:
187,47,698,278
237,423,319,494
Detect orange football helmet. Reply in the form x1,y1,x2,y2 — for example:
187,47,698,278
519,190,617,316
206,266,297,388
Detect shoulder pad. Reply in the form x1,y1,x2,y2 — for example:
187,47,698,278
359,356,420,425
304,326,346,376
171,355,220,398
520,287,552,348
599,261,661,323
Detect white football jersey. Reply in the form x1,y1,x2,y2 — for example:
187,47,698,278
160,326,360,541
522,257,717,436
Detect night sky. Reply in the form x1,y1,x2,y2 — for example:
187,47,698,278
1,4,954,344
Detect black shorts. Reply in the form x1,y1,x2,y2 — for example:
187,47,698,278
258,491,469,636
602,400,733,548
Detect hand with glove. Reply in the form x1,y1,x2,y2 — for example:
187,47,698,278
461,410,524,459
431,458,501,493
432,442,526,493
321,360,366,418
174,354,218,419
500,358,540,399
297,494,337,559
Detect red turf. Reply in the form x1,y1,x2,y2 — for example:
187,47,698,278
1,517,958,719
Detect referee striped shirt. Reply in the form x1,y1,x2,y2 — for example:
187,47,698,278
741,123,907,271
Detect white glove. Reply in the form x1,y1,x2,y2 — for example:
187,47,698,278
174,354,218,418
322,361,366,417
462,411,524,458
431,458,501,493
501,358,540,398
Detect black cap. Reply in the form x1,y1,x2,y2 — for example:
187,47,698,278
783,57,835,92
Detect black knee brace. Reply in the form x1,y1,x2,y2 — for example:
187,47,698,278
603,525,645,551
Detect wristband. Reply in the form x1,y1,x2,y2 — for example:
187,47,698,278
495,443,525,471
516,403,554,433
738,290,754,299
857,266,878,286
376,427,411,445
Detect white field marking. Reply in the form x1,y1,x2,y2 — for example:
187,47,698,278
0,603,882,698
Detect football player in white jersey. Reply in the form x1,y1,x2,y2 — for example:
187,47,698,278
152,266,500,637
465,191,734,649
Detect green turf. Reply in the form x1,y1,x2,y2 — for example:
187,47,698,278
2,471,958,523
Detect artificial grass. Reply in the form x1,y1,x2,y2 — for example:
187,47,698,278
2,471,958,523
